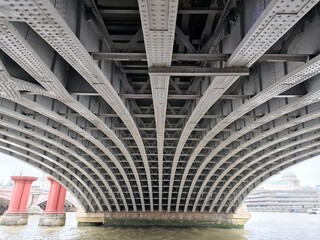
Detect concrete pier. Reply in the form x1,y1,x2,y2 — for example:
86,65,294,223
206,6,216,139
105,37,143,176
76,204,250,228
103,211,250,228
38,177,66,226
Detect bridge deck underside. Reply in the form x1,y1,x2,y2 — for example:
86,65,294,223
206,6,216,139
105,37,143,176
0,0,319,214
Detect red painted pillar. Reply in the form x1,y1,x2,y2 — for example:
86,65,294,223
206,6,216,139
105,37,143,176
44,177,66,213
56,186,67,213
39,177,67,226
0,176,37,225
6,176,38,214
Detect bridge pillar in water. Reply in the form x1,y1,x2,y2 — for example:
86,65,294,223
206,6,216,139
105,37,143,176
0,176,38,225
38,177,66,226
77,203,250,228
76,206,104,226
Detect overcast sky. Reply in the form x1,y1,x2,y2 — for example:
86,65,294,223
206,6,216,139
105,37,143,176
0,152,319,187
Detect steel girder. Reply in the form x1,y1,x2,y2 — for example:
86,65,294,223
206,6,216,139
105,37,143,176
187,55,320,212
172,0,320,211
138,0,178,211
0,0,319,214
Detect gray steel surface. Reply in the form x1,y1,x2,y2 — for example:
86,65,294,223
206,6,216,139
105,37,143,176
0,0,319,214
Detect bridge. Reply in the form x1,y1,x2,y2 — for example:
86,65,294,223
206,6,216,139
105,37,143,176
0,187,78,215
0,0,319,227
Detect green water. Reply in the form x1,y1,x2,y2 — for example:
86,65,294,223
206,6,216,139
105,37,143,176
0,212,320,239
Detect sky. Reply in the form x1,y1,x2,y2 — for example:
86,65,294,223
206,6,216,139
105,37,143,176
0,152,319,187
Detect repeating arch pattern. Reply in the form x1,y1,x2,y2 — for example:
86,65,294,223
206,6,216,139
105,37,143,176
0,0,319,214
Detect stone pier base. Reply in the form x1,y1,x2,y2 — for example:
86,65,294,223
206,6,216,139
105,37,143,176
76,212,104,226
76,204,250,228
104,211,250,228
0,213,29,225
38,213,66,226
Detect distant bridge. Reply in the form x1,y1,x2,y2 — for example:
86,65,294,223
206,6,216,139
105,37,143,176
0,188,78,214
0,0,320,225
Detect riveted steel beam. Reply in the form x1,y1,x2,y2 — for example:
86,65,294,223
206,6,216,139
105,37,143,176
0,140,97,212
149,67,249,76
215,129,320,213
173,0,320,212
186,54,320,212
99,7,223,16
91,52,310,62
225,149,320,213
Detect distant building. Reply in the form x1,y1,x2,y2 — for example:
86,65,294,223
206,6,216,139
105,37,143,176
35,175,51,192
245,170,320,212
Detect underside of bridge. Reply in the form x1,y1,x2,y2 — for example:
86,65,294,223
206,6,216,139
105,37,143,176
0,0,320,227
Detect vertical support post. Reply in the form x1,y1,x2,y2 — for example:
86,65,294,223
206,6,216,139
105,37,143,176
38,177,66,226
0,176,38,225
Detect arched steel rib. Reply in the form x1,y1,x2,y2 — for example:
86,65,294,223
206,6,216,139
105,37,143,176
0,142,97,212
225,149,320,213
0,129,109,210
0,21,141,211
0,104,129,211
208,119,320,212
216,132,320,213
0,71,128,210
25,0,152,209
0,146,90,211
0,86,129,211
0,120,115,211
170,0,319,210
184,55,320,211
137,0,178,211
0,105,132,195
191,85,320,211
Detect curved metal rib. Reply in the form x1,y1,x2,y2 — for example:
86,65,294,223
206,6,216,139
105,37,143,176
0,130,109,210
0,119,115,211
171,0,319,210
137,0,178,211
216,133,320,213
209,120,320,212
0,70,128,210
191,83,320,211
0,87,129,211
0,104,129,210
185,55,320,211
225,149,320,213
0,21,141,211
0,142,97,212
26,0,152,209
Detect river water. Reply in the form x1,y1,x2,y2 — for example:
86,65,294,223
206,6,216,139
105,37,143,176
0,212,319,240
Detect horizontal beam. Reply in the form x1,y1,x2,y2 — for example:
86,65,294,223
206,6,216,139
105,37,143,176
119,94,251,100
148,67,249,76
91,53,310,62
70,92,302,99
99,7,222,15
259,54,311,62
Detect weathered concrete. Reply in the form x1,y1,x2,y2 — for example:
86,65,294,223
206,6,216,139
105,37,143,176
75,203,250,228
77,212,104,226
103,210,250,228
0,213,28,226
38,213,66,227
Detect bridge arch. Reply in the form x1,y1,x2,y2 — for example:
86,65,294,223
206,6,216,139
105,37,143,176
37,195,78,212
0,148,94,212
0,0,319,223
